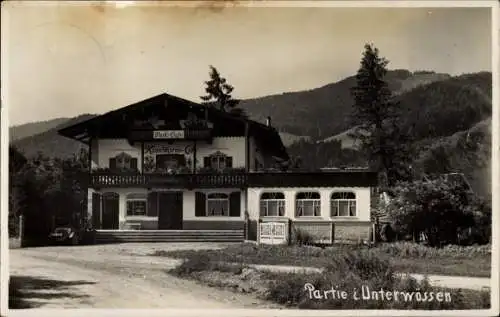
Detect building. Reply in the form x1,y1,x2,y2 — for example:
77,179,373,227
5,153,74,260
58,93,378,244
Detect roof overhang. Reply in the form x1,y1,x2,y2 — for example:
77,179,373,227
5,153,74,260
57,93,289,157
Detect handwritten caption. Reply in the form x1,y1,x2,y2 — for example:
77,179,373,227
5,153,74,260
304,283,452,303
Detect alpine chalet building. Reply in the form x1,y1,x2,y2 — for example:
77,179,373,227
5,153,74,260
58,93,378,244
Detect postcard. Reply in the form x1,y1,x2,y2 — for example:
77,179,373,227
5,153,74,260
1,1,498,316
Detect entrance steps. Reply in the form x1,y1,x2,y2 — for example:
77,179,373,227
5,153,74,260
94,229,245,243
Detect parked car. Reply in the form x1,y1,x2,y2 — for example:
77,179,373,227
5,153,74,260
48,226,82,245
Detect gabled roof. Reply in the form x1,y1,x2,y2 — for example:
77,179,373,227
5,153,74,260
57,93,289,160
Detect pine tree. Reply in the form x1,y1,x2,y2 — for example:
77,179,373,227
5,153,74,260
350,44,413,187
200,65,242,114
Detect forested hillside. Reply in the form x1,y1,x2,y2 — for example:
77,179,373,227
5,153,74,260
238,70,450,138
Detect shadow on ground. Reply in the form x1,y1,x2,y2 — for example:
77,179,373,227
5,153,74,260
9,276,96,309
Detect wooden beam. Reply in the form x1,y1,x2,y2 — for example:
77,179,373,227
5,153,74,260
88,137,92,172
245,122,250,172
141,142,145,172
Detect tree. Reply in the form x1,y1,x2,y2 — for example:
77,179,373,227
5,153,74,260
385,179,486,246
9,146,28,237
200,65,245,116
9,149,90,245
350,44,413,187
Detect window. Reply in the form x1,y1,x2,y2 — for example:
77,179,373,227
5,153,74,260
206,193,230,216
331,192,357,217
260,192,285,217
110,152,138,170
156,154,186,170
204,151,233,170
126,193,147,216
295,192,321,217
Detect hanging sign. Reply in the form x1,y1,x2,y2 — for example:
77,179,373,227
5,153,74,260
153,130,185,139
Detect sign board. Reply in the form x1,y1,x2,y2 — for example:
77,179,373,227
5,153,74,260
153,130,185,139
147,144,192,155
259,222,287,245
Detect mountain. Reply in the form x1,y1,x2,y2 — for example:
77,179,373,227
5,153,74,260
414,118,491,200
317,72,492,148
11,114,96,158
10,118,71,142
238,69,451,139
317,126,362,149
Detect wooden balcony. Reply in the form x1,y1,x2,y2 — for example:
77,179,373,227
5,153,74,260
89,170,378,189
90,172,247,189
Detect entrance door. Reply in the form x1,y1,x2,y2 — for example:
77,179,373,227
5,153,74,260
158,192,183,230
102,193,119,229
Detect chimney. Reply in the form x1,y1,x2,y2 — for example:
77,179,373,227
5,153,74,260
266,116,272,127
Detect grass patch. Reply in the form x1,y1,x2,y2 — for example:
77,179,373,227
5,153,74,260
167,248,490,309
170,253,247,276
155,242,491,278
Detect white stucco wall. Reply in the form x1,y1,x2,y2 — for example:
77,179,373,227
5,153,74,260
96,139,142,170
183,189,246,221
95,188,149,223
90,188,246,223
195,137,246,168
246,187,372,222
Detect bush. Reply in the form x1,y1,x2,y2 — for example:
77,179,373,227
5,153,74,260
292,228,316,246
375,241,491,258
265,251,490,309
170,254,247,276
386,179,489,246
170,254,212,276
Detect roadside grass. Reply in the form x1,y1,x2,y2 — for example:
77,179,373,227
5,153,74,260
167,248,490,310
155,242,491,278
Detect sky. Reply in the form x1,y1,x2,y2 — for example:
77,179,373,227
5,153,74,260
1,1,493,126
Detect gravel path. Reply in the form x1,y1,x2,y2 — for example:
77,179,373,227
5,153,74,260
9,243,281,309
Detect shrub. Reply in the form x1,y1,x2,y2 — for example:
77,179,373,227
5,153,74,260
170,254,247,276
263,247,490,309
374,241,491,258
386,179,488,246
170,254,212,276
265,259,490,309
292,228,316,246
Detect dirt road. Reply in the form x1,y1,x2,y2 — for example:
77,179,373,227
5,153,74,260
9,243,281,309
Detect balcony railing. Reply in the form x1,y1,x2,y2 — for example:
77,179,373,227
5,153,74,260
90,172,248,189
89,170,378,189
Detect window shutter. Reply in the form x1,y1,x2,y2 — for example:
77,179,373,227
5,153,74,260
92,193,101,229
226,157,233,168
147,192,158,217
109,158,117,170
229,192,241,217
195,192,206,217
203,157,210,168
130,158,138,171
